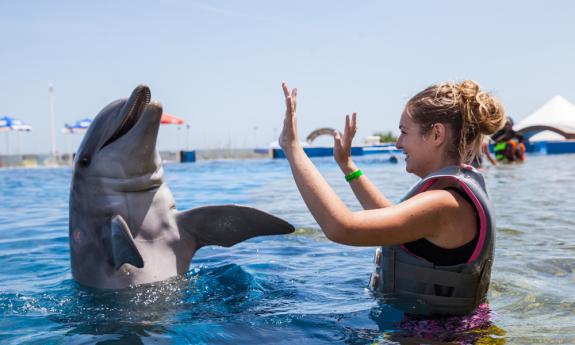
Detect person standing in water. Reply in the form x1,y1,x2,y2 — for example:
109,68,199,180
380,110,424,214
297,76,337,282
471,137,498,168
491,117,526,163
279,80,505,316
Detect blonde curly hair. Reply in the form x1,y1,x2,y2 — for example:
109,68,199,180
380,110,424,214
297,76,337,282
406,80,506,164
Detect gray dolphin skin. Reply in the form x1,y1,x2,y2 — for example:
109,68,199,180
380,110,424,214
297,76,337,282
69,85,294,289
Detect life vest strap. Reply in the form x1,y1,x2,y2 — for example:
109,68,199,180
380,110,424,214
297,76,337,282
394,262,479,289
394,288,475,306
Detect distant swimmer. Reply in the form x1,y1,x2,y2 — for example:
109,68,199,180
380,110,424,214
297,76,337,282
279,80,505,316
491,117,526,163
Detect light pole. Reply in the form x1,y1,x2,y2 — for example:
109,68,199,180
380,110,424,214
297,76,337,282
186,124,190,150
253,126,258,148
5,132,9,155
48,84,56,157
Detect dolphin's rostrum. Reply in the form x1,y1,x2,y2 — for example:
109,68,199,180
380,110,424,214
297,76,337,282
69,85,294,289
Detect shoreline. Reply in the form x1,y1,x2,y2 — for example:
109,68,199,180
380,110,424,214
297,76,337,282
0,149,273,168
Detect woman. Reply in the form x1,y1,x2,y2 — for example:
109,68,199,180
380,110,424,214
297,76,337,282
279,80,505,316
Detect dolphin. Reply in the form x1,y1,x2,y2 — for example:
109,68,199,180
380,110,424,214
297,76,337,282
69,85,294,289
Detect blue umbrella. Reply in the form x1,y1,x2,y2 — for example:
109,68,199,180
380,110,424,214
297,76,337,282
0,116,32,155
62,118,92,134
0,115,32,132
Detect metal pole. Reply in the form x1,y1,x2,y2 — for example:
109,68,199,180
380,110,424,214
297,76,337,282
186,124,190,150
49,84,56,157
64,134,69,158
17,132,21,155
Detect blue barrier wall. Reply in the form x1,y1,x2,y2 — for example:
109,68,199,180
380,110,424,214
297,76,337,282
489,140,575,155
544,141,575,154
273,146,364,159
362,145,402,155
180,150,196,163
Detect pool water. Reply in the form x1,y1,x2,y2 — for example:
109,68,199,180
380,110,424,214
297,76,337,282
0,154,574,344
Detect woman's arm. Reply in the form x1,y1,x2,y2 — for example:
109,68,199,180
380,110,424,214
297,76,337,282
339,190,464,246
333,113,393,209
279,83,354,242
286,142,458,246
482,140,497,165
284,144,355,243
279,83,463,246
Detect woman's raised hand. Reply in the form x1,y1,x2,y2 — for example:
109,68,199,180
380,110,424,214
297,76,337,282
333,113,357,170
279,82,299,151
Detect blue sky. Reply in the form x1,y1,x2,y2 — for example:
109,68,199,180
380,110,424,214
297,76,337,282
1,0,574,154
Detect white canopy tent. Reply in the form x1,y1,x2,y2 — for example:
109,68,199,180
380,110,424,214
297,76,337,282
515,95,575,141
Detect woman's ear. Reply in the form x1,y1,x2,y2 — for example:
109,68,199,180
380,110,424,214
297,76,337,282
431,123,448,146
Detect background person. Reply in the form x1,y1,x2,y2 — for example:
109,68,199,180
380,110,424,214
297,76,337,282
515,134,527,161
472,136,498,168
279,80,506,316
491,117,526,163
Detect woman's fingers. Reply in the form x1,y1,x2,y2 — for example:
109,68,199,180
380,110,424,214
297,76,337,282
343,114,351,146
282,82,292,114
348,113,358,142
282,82,290,98
344,113,358,135
342,113,354,146
282,82,297,115
333,130,342,147
279,82,300,150
286,96,294,114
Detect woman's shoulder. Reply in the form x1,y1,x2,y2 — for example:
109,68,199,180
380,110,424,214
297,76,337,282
403,188,463,214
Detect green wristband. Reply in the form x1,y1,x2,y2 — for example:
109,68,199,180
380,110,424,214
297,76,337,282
345,169,363,182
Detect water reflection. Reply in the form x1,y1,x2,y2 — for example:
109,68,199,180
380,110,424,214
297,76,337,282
368,302,506,344
2,155,575,343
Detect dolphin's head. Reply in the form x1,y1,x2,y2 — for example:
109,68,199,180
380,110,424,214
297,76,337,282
69,85,176,288
74,85,163,179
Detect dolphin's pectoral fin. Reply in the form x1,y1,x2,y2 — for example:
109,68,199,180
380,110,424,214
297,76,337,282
110,215,144,270
176,205,295,247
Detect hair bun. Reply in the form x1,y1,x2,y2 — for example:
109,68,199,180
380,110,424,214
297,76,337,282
457,80,480,102
456,80,505,136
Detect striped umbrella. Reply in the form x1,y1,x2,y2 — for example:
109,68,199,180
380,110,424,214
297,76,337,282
62,118,92,134
0,116,32,155
0,116,32,132
161,113,185,125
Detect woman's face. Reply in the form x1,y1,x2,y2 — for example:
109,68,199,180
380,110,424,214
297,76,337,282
396,110,435,177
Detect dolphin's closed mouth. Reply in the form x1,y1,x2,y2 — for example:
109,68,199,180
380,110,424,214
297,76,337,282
102,85,151,148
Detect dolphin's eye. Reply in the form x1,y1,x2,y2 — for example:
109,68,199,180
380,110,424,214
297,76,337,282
79,156,91,167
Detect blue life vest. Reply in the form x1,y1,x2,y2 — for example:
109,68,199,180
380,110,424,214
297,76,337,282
369,165,495,316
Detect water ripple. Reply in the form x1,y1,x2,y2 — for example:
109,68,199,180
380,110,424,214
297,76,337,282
1,154,574,343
